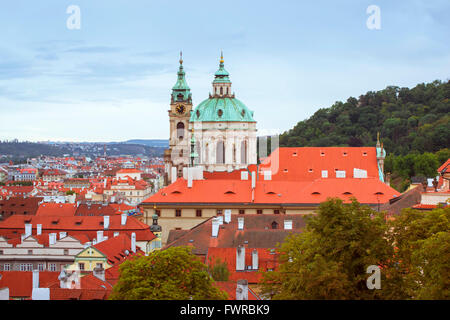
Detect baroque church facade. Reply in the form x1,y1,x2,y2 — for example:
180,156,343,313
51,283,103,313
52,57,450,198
164,53,257,185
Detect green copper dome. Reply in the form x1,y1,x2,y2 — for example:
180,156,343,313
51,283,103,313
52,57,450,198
190,54,255,123
190,97,255,122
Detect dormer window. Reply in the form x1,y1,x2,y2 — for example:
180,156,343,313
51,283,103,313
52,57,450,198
218,109,223,117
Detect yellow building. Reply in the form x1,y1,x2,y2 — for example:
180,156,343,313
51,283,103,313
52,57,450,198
66,233,139,275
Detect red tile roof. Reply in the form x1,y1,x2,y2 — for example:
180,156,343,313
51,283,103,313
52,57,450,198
0,271,59,298
116,169,142,174
93,233,144,266
259,147,381,180
0,215,156,242
206,247,279,284
438,158,450,173
49,288,110,300
214,281,259,300
35,203,77,217
165,214,306,256
0,197,42,219
144,177,398,205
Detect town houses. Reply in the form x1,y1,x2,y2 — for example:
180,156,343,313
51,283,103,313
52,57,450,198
0,54,447,300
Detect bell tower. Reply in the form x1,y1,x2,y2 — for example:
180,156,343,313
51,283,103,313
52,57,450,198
164,52,193,185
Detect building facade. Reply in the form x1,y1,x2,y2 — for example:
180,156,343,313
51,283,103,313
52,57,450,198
164,53,257,185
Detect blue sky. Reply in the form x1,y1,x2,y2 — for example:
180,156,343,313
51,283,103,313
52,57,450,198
0,0,449,142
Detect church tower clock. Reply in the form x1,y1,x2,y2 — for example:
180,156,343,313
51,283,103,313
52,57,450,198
164,52,193,185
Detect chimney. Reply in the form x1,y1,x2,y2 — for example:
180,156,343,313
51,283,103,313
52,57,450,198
97,230,104,243
93,266,105,282
217,215,223,225
238,217,244,230
251,171,256,189
32,269,39,289
187,168,193,188
25,223,32,237
236,245,245,271
59,232,67,239
171,166,177,184
224,209,231,224
36,224,42,235
236,279,248,300
103,215,110,230
252,249,259,270
131,232,136,253
121,213,127,226
49,233,57,245
284,220,293,230
211,217,220,238
114,232,119,237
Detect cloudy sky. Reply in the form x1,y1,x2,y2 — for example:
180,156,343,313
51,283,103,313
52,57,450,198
0,0,449,142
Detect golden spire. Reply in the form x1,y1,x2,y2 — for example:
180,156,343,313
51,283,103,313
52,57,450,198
179,50,183,65
220,50,224,64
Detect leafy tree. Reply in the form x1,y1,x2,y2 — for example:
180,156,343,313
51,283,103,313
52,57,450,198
384,207,450,299
260,198,394,300
109,246,228,300
279,80,450,156
207,257,230,281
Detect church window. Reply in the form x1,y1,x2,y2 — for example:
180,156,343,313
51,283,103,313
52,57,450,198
177,122,185,140
196,110,200,118
241,109,245,117
216,140,225,164
177,93,184,101
220,87,223,95
218,109,223,117
240,140,247,164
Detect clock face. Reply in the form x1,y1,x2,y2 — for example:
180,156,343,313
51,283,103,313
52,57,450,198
176,104,185,115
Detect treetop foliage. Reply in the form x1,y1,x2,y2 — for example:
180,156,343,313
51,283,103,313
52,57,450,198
280,80,450,156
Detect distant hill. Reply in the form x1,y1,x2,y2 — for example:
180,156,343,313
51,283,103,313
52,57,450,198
0,140,165,160
280,80,450,156
123,139,169,148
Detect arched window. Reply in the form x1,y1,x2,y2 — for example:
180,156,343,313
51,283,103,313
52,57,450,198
177,122,185,140
220,87,223,95
177,93,183,101
196,144,201,164
240,140,247,164
216,140,225,164
233,144,236,163
226,87,229,95
205,143,209,163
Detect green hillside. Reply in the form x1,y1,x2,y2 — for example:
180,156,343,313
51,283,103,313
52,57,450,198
280,80,450,155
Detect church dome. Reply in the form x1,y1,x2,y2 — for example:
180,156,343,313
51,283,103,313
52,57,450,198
190,53,255,123
190,97,255,122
